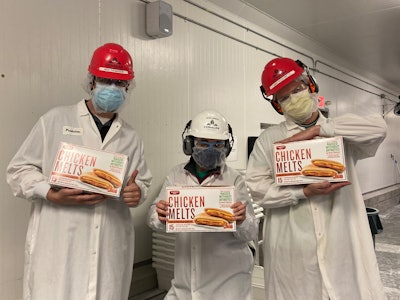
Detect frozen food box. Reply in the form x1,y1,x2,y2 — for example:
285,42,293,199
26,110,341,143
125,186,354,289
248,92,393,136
273,136,347,185
48,142,129,197
166,186,236,232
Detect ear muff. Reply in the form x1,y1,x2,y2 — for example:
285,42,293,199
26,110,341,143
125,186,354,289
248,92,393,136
307,75,319,93
183,136,194,155
182,120,194,155
260,85,283,115
295,60,319,94
270,99,283,115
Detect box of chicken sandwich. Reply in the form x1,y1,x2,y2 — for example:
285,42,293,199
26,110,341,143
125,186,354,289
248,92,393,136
48,142,129,197
273,136,347,186
166,186,236,232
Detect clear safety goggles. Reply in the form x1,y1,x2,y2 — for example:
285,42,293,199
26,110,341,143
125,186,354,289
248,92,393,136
194,138,226,150
275,82,308,103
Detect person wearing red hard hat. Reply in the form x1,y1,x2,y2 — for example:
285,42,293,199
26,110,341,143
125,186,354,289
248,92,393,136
6,43,152,300
85,42,135,115
246,57,387,299
260,57,319,124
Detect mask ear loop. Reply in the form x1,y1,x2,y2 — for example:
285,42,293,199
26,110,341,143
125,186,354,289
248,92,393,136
260,85,283,115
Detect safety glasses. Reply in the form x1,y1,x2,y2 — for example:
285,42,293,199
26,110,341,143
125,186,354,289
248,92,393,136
194,139,226,150
275,82,308,103
95,77,130,88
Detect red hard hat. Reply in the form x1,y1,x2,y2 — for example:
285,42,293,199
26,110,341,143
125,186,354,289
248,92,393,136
261,57,304,96
88,43,134,80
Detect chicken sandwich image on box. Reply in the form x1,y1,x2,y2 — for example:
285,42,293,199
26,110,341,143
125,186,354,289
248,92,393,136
166,186,236,232
273,136,347,185
48,142,129,197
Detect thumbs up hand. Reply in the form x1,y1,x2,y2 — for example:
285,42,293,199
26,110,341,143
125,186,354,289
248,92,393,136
122,169,141,207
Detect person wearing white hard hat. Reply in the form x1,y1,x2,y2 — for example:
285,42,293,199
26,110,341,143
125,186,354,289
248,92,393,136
245,57,387,299
6,43,152,300
148,110,258,300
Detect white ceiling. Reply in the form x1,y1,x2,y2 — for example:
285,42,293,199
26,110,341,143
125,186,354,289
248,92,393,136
208,0,400,96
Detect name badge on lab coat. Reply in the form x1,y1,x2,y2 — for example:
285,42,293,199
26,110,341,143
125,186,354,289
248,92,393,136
63,126,83,136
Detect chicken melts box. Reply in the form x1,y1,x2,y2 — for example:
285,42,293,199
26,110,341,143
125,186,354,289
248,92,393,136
166,186,236,233
273,136,347,186
48,142,129,197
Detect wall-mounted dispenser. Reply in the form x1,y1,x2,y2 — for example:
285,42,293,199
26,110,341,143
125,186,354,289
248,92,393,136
146,0,173,38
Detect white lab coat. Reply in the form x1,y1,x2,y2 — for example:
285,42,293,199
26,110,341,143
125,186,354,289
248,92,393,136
245,112,387,300
6,100,152,300
148,160,259,300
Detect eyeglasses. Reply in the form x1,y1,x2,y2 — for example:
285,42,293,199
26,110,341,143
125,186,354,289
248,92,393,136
194,139,226,150
95,77,130,88
275,82,308,103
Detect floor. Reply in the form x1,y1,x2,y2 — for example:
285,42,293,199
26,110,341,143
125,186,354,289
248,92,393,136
133,204,400,300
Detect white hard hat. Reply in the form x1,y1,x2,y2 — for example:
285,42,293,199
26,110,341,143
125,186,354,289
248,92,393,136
187,110,230,140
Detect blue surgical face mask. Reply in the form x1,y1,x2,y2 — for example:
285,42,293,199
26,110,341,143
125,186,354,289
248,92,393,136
192,147,226,170
92,83,126,113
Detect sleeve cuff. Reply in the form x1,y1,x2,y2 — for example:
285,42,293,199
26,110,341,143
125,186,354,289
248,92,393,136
292,186,306,200
34,181,51,200
319,120,335,137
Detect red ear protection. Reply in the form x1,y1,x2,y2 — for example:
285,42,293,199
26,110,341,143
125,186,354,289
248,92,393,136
260,85,284,115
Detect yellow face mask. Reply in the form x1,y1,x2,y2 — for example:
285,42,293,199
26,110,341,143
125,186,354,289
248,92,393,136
280,89,318,123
